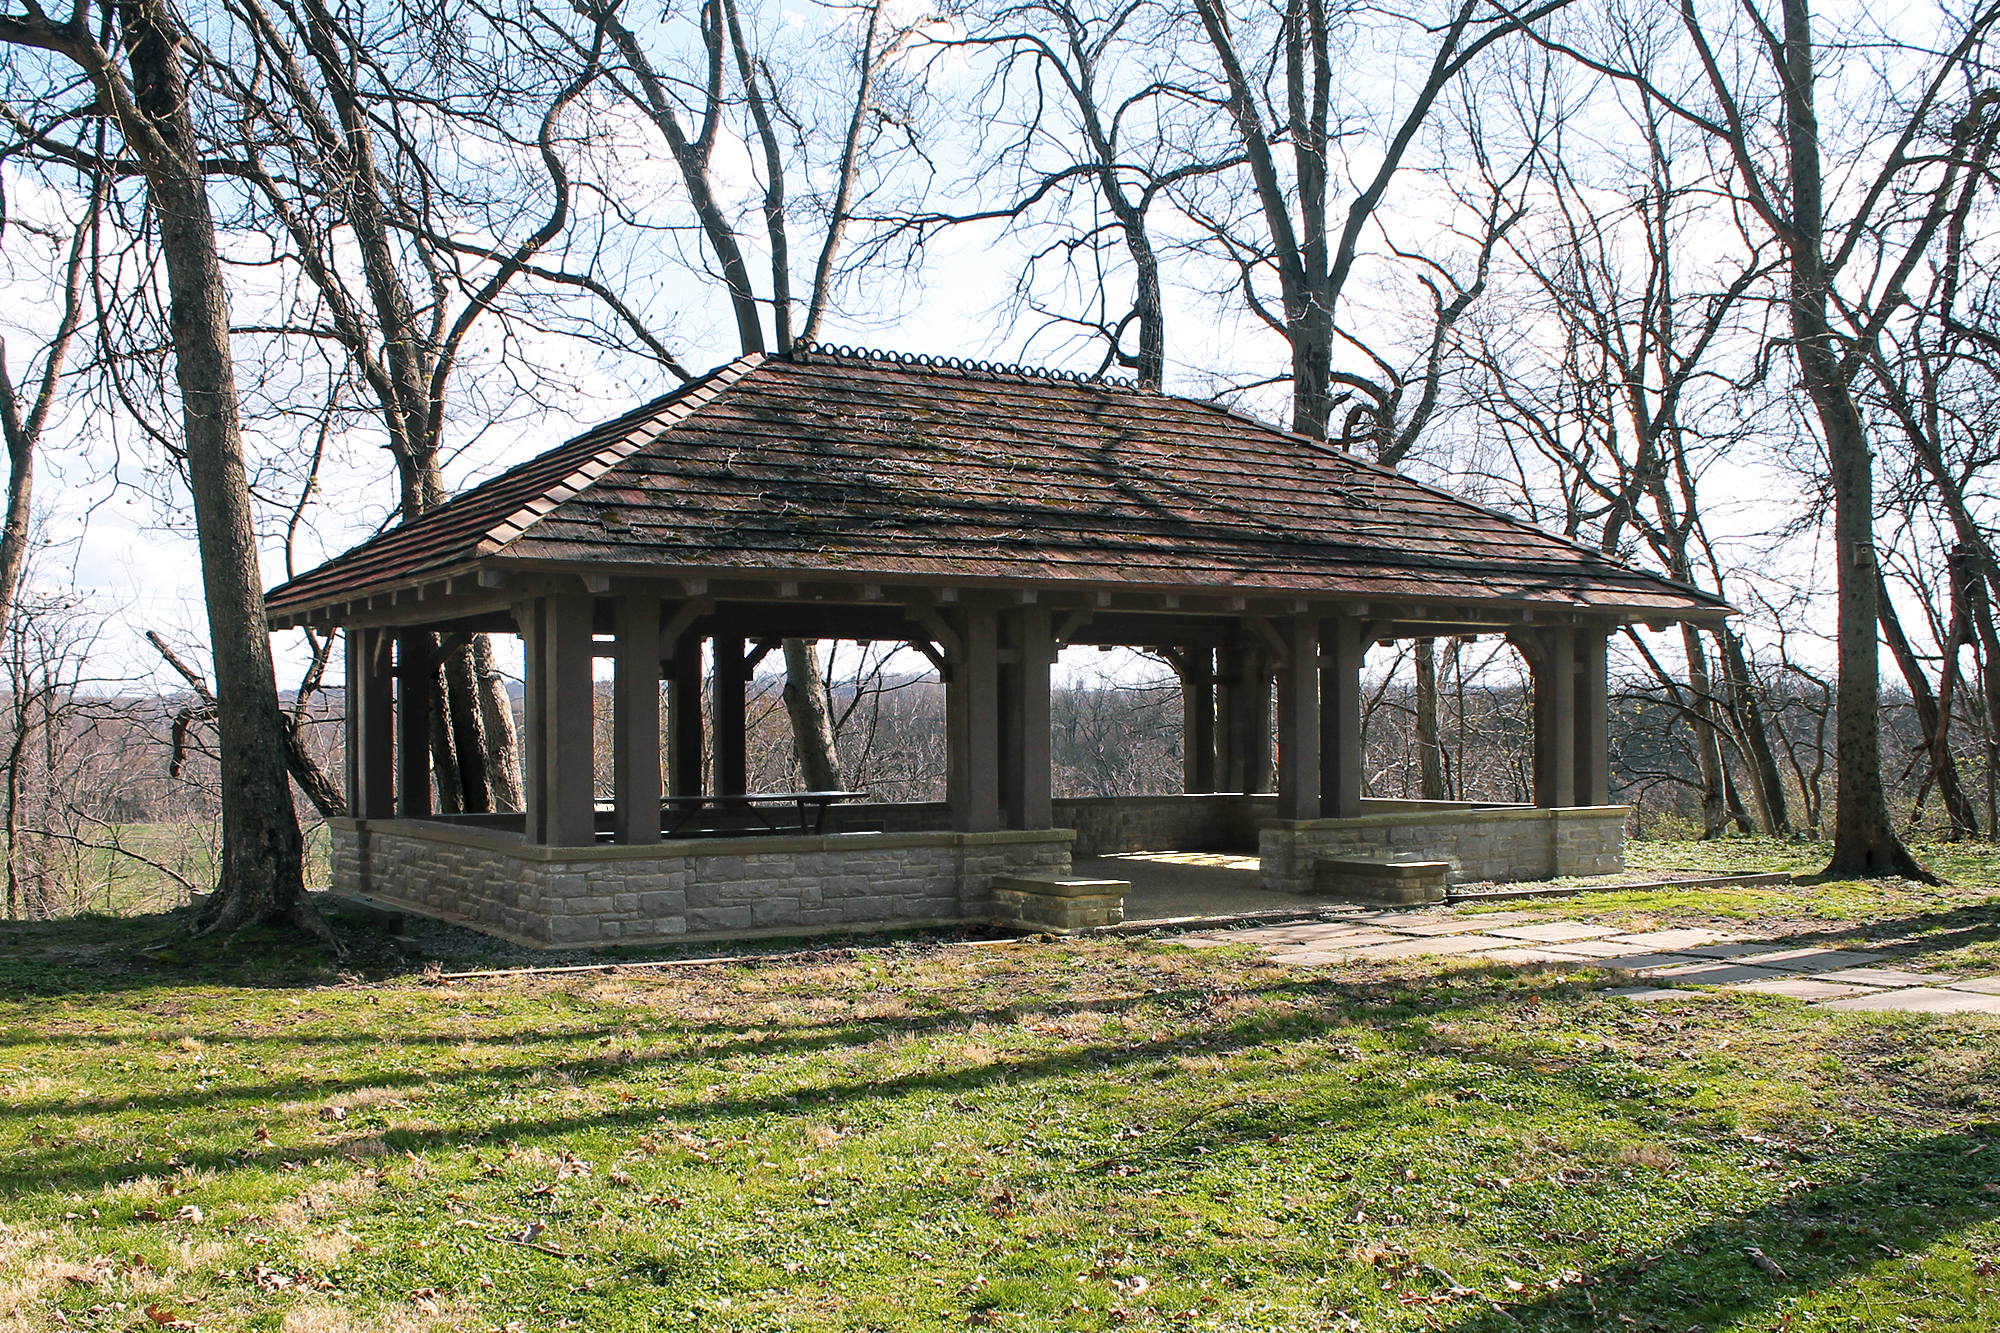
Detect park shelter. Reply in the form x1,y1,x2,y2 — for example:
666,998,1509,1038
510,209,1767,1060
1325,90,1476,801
265,346,1728,945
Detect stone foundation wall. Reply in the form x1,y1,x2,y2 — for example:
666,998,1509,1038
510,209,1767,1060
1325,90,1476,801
1052,795,1271,856
329,818,1073,947
1257,806,1629,894
829,794,1276,856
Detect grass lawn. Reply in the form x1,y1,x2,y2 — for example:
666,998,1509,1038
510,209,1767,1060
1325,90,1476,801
0,839,1997,1331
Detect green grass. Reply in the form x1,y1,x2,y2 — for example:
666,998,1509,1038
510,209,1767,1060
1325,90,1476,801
0,844,1998,1330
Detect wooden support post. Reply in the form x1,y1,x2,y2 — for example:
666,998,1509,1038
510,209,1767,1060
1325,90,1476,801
1001,607,1053,830
1216,646,1245,792
1531,627,1578,808
948,608,1001,832
349,627,395,819
518,600,548,839
1241,650,1274,795
712,635,748,796
1575,628,1610,806
522,595,597,845
613,593,663,843
1275,616,1321,819
1182,649,1217,793
667,629,704,799
1320,617,1365,818
394,629,432,817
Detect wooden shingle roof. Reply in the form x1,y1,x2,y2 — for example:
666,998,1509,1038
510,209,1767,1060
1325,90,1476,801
265,348,1728,622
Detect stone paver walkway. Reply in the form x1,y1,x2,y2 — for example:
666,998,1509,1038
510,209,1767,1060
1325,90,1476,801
1176,910,2000,1014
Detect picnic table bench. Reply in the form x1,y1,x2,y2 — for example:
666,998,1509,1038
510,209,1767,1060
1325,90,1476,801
653,791,871,837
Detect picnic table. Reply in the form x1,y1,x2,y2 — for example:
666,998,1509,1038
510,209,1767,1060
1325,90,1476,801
656,791,871,837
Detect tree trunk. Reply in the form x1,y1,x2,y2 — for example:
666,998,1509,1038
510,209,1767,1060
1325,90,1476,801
1415,637,1446,800
782,639,843,791
426,647,463,815
119,0,312,933
473,633,523,811
1780,0,1933,881
1717,624,1792,835
1680,623,1729,837
1878,570,1979,837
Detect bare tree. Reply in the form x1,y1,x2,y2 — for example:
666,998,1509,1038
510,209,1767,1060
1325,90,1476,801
565,0,935,787
1182,0,1567,438
1,0,315,934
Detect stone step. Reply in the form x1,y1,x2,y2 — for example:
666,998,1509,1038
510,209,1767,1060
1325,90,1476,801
1314,857,1450,905
991,873,1130,934
990,873,1131,899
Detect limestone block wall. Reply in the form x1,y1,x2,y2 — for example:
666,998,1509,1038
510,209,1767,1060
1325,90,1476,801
1257,805,1630,894
328,818,1072,947
829,794,1276,855
1052,795,1255,856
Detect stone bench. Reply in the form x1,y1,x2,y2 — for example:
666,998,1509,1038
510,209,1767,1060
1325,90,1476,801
991,873,1129,934
1315,857,1449,905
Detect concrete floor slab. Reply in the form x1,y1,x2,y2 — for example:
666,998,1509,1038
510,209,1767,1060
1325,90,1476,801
1085,854,1356,926
1535,940,1664,959
1443,912,1541,929
1812,967,1956,988
1745,948,1886,970
1725,977,1882,1001
1682,942,1787,959
1483,922,1622,943
1475,947,1585,964
1383,920,1491,936
1602,986,1710,1002
1604,928,1735,950
1644,963,1798,985
1341,935,1525,960
1592,952,1712,970
1818,988,2000,1015
1945,977,2000,994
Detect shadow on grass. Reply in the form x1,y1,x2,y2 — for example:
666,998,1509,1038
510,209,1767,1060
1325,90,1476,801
1441,1127,1999,1331
0,970,1599,1198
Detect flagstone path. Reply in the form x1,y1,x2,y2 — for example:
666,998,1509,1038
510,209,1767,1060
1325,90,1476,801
1175,909,2000,1013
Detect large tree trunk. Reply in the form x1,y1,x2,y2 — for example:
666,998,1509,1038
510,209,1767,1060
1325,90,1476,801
1878,571,1979,837
1717,624,1792,835
1780,0,1933,881
473,633,523,811
782,639,843,791
1680,623,1729,837
120,0,312,932
1415,637,1446,799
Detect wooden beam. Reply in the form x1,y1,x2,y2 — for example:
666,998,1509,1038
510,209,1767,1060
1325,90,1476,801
1274,615,1320,819
1001,607,1053,830
668,628,703,798
1053,609,1093,651
1181,648,1217,794
906,604,963,661
531,595,598,845
1320,618,1365,818
350,627,395,819
613,594,663,844
1245,614,1290,670
394,630,432,818
712,635,749,796
948,608,1001,832
1531,627,1578,808
1575,628,1610,806
659,596,715,654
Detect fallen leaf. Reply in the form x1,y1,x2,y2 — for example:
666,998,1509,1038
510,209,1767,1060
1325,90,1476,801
144,1306,196,1330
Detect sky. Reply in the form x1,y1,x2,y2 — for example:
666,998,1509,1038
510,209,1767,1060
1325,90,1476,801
0,0,1907,703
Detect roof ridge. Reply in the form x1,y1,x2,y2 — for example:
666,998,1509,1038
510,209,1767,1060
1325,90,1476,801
789,341,1146,393
473,352,768,557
